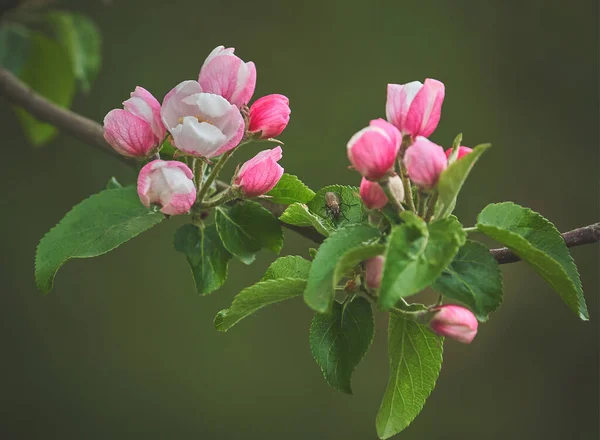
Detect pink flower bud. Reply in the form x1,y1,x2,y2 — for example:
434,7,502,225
359,178,388,209
445,146,473,160
347,119,401,180
404,136,448,189
365,256,384,289
386,79,445,138
248,94,291,139
161,80,245,158
103,86,165,157
198,45,256,107
429,305,478,344
234,146,284,197
137,160,196,215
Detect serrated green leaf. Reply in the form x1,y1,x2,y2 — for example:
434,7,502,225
216,200,283,265
379,212,466,310
265,173,315,204
0,23,30,75
310,297,374,394
174,224,231,295
436,143,491,219
279,203,334,237
16,31,76,146
261,255,312,281
432,240,503,321
106,176,122,190
47,11,102,93
376,314,443,439
35,186,164,293
307,185,366,229
477,202,588,320
304,224,380,313
215,278,305,331
334,243,386,286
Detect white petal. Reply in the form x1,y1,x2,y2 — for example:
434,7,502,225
171,116,226,157
161,80,203,129
182,93,233,119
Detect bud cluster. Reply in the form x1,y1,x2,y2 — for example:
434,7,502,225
103,46,291,215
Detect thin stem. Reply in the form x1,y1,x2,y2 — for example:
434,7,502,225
200,187,238,209
399,164,416,212
463,226,478,233
417,190,428,218
197,150,234,203
424,191,438,222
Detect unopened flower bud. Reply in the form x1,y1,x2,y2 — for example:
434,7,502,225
429,305,478,344
198,45,256,107
386,78,445,138
234,146,284,197
347,119,401,180
249,94,291,139
137,160,196,215
360,178,388,209
365,255,385,290
103,86,165,157
404,136,447,189
445,146,473,161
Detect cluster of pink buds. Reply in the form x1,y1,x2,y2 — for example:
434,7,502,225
103,46,291,215
348,78,478,343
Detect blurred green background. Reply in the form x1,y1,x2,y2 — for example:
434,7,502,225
1,0,598,438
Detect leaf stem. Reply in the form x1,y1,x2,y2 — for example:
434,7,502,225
399,164,416,212
417,190,428,218
424,191,438,222
200,187,239,209
463,226,478,233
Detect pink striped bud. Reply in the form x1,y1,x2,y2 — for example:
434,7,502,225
360,178,388,209
137,160,196,215
365,256,384,290
248,94,291,139
234,146,284,197
386,79,445,138
103,86,165,157
347,119,401,180
198,45,256,107
445,146,473,161
404,136,448,189
429,305,478,344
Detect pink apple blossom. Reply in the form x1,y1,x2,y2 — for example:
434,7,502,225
198,45,256,107
103,86,165,157
248,94,291,139
347,119,401,180
137,160,196,215
365,255,385,290
445,146,473,161
234,146,284,197
386,79,445,138
360,178,388,210
161,80,245,158
404,136,448,189
429,305,478,344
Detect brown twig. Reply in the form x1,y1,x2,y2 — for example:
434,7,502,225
1,66,598,261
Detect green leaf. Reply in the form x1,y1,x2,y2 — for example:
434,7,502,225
261,255,312,281
477,202,588,320
15,31,76,146
334,243,386,287
379,212,466,310
279,203,334,237
306,185,366,229
376,314,443,439
309,297,374,394
265,173,315,204
446,133,463,164
174,224,231,295
304,224,380,313
35,186,164,293
0,23,30,75
216,200,283,265
46,11,102,93
106,176,122,190
215,278,305,331
436,143,491,219
432,240,503,321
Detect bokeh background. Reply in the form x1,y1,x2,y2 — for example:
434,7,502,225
1,0,598,438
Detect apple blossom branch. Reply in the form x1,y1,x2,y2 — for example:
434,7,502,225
0,66,597,263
